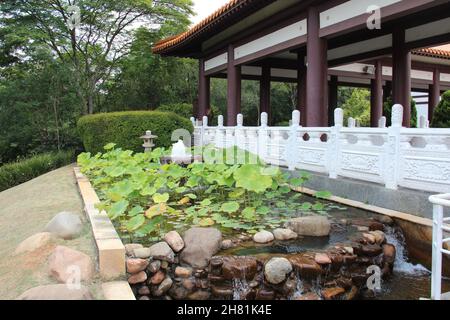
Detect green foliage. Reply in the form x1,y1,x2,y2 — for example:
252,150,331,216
383,97,417,127
341,88,371,127
78,145,333,241
77,111,193,154
157,103,193,119
431,90,450,128
0,150,75,192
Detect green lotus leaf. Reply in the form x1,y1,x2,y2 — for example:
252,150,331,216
126,214,146,231
220,201,240,213
234,164,272,193
109,200,129,220
153,193,169,204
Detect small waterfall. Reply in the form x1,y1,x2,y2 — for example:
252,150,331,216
290,276,304,300
232,279,250,300
384,226,430,275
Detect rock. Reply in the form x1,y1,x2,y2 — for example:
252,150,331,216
273,228,298,241
344,247,354,255
363,233,376,244
138,286,150,295
295,292,321,300
150,270,165,285
211,285,234,298
264,257,292,284
164,231,185,252
187,290,210,300
148,260,161,273
48,246,93,283
14,232,54,255
139,296,150,300
169,283,189,300
253,230,274,244
374,215,394,225
344,286,359,300
158,277,173,294
221,239,234,250
148,242,175,262
321,287,345,300
315,253,332,265
356,226,370,232
182,279,195,291
16,284,92,300
175,266,192,278
128,271,147,284
370,230,386,245
288,255,324,279
125,243,143,256
285,216,331,237
256,289,275,300
134,247,151,259
45,212,83,240
180,227,222,268
383,244,396,265
352,219,384,231
161,260,169,269
126,258,149,274
354,244,383,257
221,256,258,280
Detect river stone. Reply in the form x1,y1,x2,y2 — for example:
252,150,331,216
126,258,149,274
128,271,147,285
125,243,143,256
273,228,298,241
148,260,161,273
221,256,258,280
221,239,234,250
295,292,321,300
253,230,274,244
264,257,292,284
374,214,394,225
315,253,332,265
321,287,346,300
16,284,92,300
45,212,83,240
150,270,165,285
164,231,184,252
149,242,175,262
288,254,324,279
134,247,151,259
382,244,396,265
175,266,192,278
158,277,173,294
370,230,386,245
285,216,331,237
180,227,222,268
48,246,93,283
14,232,54,255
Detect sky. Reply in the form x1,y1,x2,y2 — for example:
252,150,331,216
191,0,230,25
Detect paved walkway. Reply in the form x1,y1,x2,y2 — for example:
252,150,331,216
0,165,102,299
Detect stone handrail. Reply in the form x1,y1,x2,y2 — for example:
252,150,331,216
192,105,450,193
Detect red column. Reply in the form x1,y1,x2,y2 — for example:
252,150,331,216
198,59,210,120
392,28,411,127
227,45,241,126
297,54,307,127
428,68,441,122
260,64,271,123
328,75,338,126
370,60,383,127
306,6,328,127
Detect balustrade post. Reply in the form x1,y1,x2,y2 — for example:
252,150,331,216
348,117,356,128
286,110,301,170
431,203,443,300
378,116,387,128
258,112,269,162
385,104,403,189
329,108,343,179
235,114,246,163
216,115,225,149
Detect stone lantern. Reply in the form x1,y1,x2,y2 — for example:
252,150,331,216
140,130,157,152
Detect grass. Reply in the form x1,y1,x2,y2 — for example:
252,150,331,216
0,150,75,192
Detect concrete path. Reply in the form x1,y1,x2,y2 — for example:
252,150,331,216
0,165,102,299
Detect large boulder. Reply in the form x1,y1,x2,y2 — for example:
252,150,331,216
45,212,83,240
17,284,93,300
14,232,55,255
180,228,222,268
48,246,94,283
264,257,292,284
285,216,331,237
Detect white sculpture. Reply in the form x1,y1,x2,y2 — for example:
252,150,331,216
171,140,188,158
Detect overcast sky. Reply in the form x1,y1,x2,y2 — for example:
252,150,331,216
191,0,229,25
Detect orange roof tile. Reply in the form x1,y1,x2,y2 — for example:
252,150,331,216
413,47,450,60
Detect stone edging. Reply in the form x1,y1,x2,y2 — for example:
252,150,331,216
73,167,135,300
292,186,434,228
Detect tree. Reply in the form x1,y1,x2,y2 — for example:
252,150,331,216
431,90,450,128
341,88,371,127
1,0,193,114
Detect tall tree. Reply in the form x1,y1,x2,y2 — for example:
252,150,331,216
1,0,193,114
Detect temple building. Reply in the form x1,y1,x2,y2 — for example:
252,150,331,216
153,0,450,127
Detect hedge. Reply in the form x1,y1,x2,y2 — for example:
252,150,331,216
431,90,450,128
0,150,75,192
157,103,193,119
77,111,194,154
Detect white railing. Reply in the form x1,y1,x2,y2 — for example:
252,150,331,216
192,104,450,193
429,193,450,300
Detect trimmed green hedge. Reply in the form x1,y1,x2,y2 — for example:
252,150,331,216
431,90,450,128
157,103,193,119
0,150,75,192
77,111,194,154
